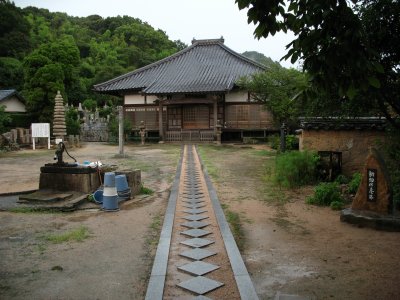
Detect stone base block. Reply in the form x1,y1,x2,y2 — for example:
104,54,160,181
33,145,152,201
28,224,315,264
340,208,400,231
39,172,100,193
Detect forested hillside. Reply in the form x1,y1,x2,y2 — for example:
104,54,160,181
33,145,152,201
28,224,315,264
0,0,185,122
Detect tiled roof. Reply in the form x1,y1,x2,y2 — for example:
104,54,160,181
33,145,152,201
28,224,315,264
0,89,17,101
93,38,265,95
299,117,387,131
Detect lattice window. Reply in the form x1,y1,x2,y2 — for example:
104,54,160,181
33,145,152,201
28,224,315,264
183,107,196,121
237,105,249,121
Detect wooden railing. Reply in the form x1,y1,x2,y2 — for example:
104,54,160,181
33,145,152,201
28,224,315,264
166,130,215,142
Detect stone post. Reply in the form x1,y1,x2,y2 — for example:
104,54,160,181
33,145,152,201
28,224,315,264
216,120,222,145
139,121,146,145
118,106,124,155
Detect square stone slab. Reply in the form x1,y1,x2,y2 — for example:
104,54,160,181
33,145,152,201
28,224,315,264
183,208,207,214
181,228,211,238
182,197,205,202
181,238,214,248
182,200,205,206
178,261,220,276
182,215,209,221
183,192,204,196
179,248,217,260
181,220,209,229
182,203,206,209
177,276,224,295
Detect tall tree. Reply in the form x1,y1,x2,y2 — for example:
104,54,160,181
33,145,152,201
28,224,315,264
238,65,308,126
0,0,31,57
0,57,24,90
236,0,399,126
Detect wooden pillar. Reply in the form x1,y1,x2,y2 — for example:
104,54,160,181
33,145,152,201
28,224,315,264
213,100,218,136
118,105,124,155
158,100,164,142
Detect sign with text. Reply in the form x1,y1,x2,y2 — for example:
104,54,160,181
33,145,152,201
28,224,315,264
31,123,50,149
367,168,377,202
31,123,50,138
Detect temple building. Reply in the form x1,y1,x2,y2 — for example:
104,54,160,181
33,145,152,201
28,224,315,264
94,38,277,142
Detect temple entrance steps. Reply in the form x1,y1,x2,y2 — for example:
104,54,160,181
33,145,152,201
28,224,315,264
145,145,258,299
165,130,215,142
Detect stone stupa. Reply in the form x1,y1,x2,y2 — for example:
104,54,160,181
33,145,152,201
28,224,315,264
53,91,67,141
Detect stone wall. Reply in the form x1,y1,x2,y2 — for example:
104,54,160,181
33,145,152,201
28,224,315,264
299,129,386,176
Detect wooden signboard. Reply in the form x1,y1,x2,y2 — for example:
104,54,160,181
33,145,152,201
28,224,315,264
31,123,50,150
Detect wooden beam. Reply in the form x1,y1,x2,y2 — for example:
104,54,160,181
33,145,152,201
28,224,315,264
213,100,218,136
159,101,164,141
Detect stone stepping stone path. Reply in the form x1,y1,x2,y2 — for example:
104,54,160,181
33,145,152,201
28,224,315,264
146,145,258,299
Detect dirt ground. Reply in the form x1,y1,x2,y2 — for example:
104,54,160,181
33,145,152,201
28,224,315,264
1,142,399,300
198,144,400,300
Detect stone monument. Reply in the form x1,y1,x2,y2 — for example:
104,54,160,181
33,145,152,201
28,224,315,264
341,148,399,230
53,91,67,141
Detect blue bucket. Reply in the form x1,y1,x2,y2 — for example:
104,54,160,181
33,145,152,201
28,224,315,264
93,189,103,204
102,194,119,211
115,175,129,192
104,172,116,187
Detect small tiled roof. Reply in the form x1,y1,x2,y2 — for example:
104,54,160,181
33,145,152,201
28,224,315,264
299,117,387,131
93,38,265,95
0,89,18,102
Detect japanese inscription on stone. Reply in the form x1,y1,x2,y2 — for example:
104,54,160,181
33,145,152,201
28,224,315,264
367,168,377,202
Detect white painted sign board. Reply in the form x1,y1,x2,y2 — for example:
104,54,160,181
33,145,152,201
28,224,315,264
31,123,50,150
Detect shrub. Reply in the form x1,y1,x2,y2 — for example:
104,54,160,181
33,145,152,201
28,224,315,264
82,99,97,112
268,134,299,151
65,108,80,135
330,200,344,210
306,182,344,206
274,151,319,188
347,172,362,194
335,174,349,184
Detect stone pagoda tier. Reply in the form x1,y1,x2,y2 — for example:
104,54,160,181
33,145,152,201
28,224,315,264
53,90,67,139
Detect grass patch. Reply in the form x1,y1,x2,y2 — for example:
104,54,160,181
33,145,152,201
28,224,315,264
44,226,89,244
140,184,154,195
253,149,275,156
221,204,245,251
146,213,163,247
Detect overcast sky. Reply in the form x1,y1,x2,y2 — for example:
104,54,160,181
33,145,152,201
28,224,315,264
14,0,297,68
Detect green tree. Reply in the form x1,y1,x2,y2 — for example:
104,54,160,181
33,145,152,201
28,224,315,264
82,99,97,111
0,0,31,57
0,57,24,90
0,105,11,134
238,65,308,126
65,107,81,135
236,0,399,126
23,51,65,122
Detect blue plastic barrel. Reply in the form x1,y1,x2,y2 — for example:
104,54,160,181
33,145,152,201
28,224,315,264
104,172,116,187
115,175,129,192
102,194,119,211
93,189,103,204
